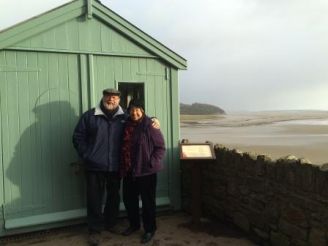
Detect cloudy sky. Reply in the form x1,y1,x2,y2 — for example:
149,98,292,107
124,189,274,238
1,0,328,111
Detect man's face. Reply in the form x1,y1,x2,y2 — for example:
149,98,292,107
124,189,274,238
130,107,144,121
102,94,120,111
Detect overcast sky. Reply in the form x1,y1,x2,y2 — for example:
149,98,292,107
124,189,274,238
1,0,328,111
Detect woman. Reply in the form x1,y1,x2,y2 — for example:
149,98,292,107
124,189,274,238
120,100,166,244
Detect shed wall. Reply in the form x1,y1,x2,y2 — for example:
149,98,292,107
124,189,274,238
0,49,179,235
0,50,84,232
10,18,152,57
0,1,184,235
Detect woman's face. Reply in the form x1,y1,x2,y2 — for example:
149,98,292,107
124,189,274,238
130,107,144,121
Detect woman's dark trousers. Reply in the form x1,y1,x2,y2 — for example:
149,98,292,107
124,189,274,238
123,173,157,233
86,171,121,234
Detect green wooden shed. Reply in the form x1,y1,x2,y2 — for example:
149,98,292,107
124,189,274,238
0,0,187,236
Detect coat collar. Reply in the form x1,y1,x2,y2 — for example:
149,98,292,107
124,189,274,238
94,103,125,118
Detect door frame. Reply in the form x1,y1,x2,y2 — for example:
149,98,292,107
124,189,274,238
117,81,146,110
115,80,148,111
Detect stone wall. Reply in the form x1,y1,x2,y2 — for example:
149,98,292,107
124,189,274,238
181,145,328,246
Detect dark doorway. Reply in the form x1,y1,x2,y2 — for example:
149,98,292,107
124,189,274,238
118,82,145,110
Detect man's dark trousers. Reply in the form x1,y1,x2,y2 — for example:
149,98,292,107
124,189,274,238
86,171,121,234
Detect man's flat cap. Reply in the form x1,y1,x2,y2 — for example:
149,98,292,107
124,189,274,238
102,88,121,96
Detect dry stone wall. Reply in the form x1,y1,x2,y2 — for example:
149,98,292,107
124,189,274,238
181,145,328,246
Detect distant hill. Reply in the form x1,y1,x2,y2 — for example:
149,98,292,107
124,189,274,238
180,103,225,115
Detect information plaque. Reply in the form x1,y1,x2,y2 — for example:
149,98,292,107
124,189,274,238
180,143,216,160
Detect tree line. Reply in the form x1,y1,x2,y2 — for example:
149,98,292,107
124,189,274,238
180,103,225,115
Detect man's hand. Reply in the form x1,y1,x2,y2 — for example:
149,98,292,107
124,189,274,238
151,118,160,129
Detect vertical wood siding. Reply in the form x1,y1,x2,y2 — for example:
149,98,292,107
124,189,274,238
0,0,185,235
0,51,84,220
0,51,176,226
11,18,152,57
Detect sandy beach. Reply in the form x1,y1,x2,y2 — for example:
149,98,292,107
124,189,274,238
181,111,328,165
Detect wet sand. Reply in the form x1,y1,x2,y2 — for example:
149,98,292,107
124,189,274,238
181,111,328,165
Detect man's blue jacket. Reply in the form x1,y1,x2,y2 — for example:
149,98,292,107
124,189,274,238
72,104,127,172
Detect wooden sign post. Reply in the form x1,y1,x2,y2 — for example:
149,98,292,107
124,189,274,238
180,142,216,225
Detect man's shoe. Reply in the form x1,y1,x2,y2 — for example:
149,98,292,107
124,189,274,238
140,232,154,244
121,226,140,236
88,233,100,246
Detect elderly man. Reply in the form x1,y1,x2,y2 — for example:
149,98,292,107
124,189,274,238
72,88,158,246
73,88,124,245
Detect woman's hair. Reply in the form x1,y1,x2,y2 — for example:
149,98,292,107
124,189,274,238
127,99,144,112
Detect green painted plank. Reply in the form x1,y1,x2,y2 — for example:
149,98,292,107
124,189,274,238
0,58,10,215
155,197,170,208
93,55,121,105
57,54,84,210
114,58,123,86
93,3,187,69
67,57,83,210
78,19,101,53
106,57,116,90
137,58,147,82
67,54,80,116
7,47,157,59
0,1,85,49
16,52,33,212
48,54,59,209
146,59,157,117
88,54,96,106
66,21,79,51
87,0,93,19
54,23,68,49
94,56,105,95
30,33,43,48
57,55,69,209
97,11,185,67
78,19,89,52
0,0,186,70
168,68,181,210
53,55,79,210
111,29,124,54
122,58,132,82
154,62,169,198
15,39,31,48
12,18,152,57
79,54,89,112
0,51,5,208
165,67,174,201
4,52,22,215
5,208,86,229
100,23,112,52
89,19,102,53
27,52,40,210
36,52,49,211
1,52,85,220
43,27,57,49
129,58,139,81
0,1,84,37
